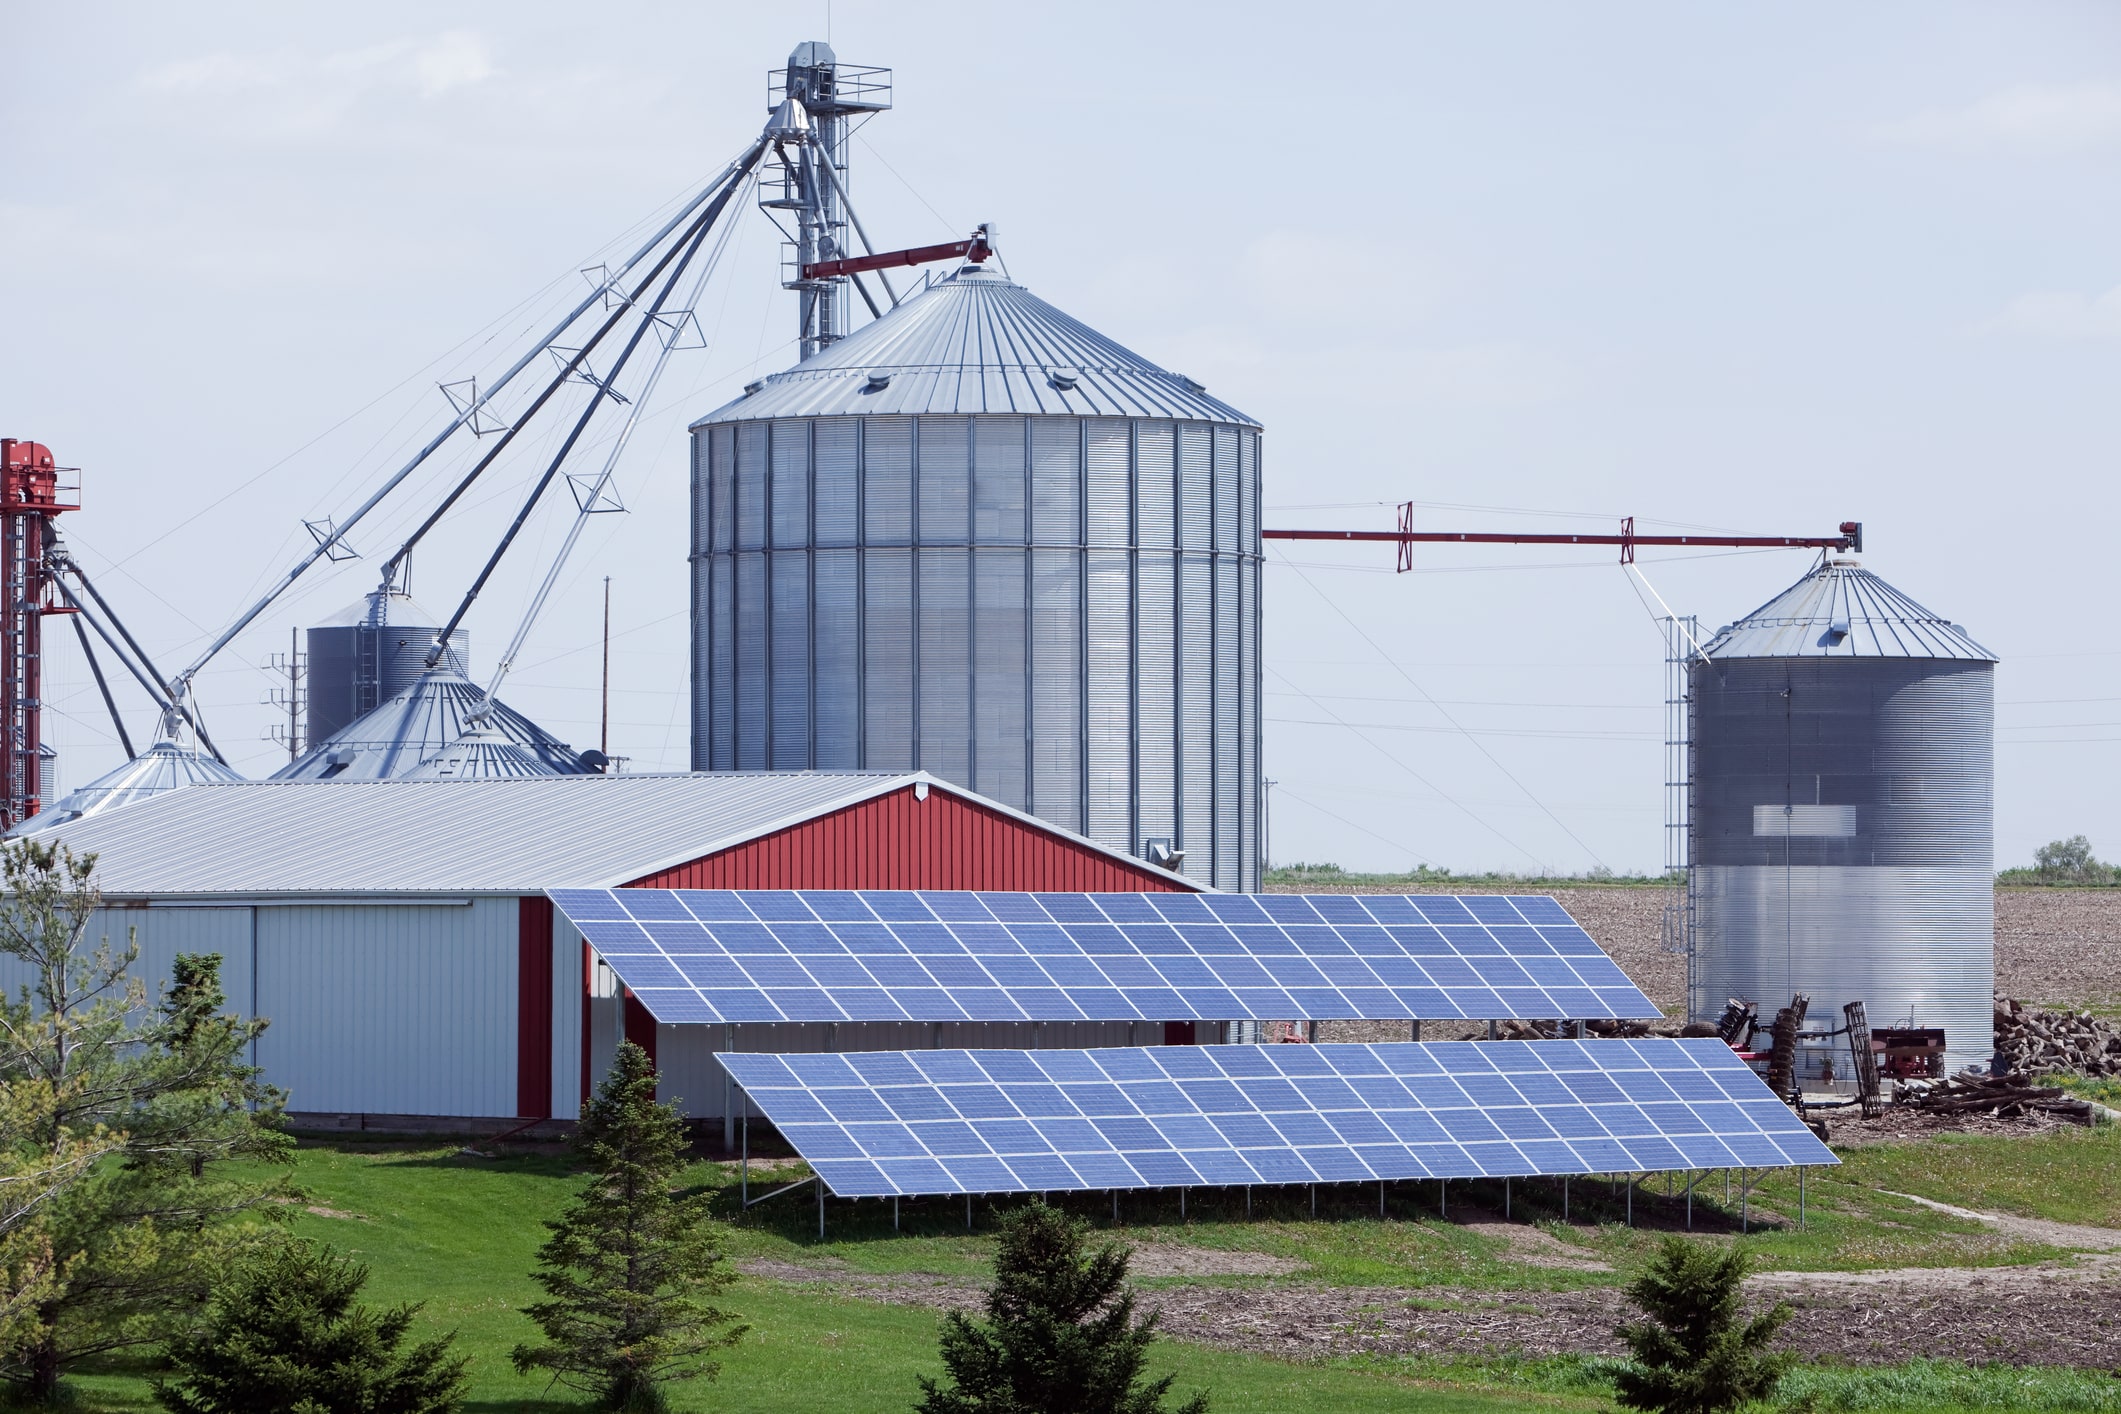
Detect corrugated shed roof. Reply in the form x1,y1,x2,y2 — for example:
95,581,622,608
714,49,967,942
32,771,1197,897
1702,559,1995,661
693,264,1258,427
271,670,590,781
12,740,248,836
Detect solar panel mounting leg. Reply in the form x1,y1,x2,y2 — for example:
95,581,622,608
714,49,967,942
1409,1020,1420,1041
1379,1181,1385,1219
818,1180,825,1240
741,1113,748,1208
1504,1177,1510,1220
1487,1020,1498,1041
1310,1184,1316,1217
1112,1190,1118,1224
1741,1169,1750,1233
894,1196,900,1231
1562,1176,1569,1221
1245,1186,1251,1218
1686,1170,1694,1230
1627,1177,1633,1227
1180,1188,1186,1221
966,1194,972,1231
722,1024,735,1151
1439,1179,1446,1217
1799,1166,1806,1229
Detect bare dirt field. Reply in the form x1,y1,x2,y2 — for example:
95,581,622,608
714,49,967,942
1269,883,2121,1022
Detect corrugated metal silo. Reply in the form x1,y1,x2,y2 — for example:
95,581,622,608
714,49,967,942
688,264,1264,889
1690,558,1996,1071
306,592,470,745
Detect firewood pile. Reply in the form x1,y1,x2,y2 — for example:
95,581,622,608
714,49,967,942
1894,1070,2096,1124
1995,998,2121,1077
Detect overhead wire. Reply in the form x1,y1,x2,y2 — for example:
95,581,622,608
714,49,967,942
1271,545,1612,871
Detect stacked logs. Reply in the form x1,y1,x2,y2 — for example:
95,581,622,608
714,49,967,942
1994,998,2121,1078
1895,1071,2095,1124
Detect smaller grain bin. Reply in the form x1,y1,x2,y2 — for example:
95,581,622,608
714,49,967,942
305,591,470,745
1690,558,1996,1073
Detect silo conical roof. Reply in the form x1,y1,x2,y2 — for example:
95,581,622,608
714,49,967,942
401,722,562,780
11,737,247,835
1702,558,1994,661
271,669,592,781
693,263,1258,426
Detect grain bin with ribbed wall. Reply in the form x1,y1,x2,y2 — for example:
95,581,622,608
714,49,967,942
1689,558,1996,1072
688,263,1263,890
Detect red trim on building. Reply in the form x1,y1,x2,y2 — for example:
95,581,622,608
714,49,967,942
516,896,554,1119
622,990,658,1065
625,785,1193,891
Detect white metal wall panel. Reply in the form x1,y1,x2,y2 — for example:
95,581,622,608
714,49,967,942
1179,555,1215,884
735,423,767,551
813,549,859,767
0,907,258,1024
769,552,810,769
974,548,1028,810
1029,549,1082,831
1030,420,1081,545
918,548,972,785
1136,551,1176,853
550,918,581,1121
862,549,914,768
770,420,810,548
973,417,1027,544
813,419,858,548
708,555,734,770
1086,421,1130,546
1214,556,1242,891
734,553,768,770
1085,548,1132,851
918,416,970,543
864,416,913,545
255,901,516,1118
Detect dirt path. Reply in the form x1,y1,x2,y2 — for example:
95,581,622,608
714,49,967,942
745,1200,2121,1369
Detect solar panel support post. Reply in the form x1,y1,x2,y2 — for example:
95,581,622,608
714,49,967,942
1379,1181,1385,1219
1799,1166,1806,1229
1562,1176,1569,1221
1244,1186,1251,1218
1685,1170,1695,1231
966,1193,972,1231
817,1178,825,1240
1409,1020,1420,1041
1180,1188,1186,1221
741,1111,748,1208
1486,1020,1498,1041
1112,1190,1118,1224
1310,1184,1316,1218
1504,1177,1510,1220
721,1024,735,1151
894,1196,900,1231
1741,1169,1750,1233
1438,1179,1445,1217
1627,1177,1633,1228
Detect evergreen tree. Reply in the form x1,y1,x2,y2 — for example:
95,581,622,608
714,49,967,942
916,1201,1207,1414
0,840,293,1401
153,1240,467,1414
1614,1236,1793,1414
513,1043,743,1411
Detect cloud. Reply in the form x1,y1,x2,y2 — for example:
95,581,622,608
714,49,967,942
142,30,495,103
1992,285,2121,340
1877,81,2121,155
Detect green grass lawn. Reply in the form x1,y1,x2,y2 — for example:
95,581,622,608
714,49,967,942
46,1126,2121,1413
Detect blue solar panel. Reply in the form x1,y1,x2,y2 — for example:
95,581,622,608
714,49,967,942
720,1038,1836,1198
549,890,1658,1024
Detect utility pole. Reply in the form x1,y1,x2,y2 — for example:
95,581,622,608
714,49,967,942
264,626,306,762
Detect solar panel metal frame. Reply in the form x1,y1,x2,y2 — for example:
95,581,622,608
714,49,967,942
720,1038,1837,1198
549,889,1658,1024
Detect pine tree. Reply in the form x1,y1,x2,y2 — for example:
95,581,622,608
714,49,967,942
153,1240,467,1414
512,1042,744,1411
1613,1236,1793,1414
0,840,293,1401
916,1201,1208,1414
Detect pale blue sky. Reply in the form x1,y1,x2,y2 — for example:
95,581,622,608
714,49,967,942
3,2,2115,872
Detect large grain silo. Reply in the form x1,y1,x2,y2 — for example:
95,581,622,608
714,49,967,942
1689,557,1996,1071
688,263,1263,890
305,591,469,745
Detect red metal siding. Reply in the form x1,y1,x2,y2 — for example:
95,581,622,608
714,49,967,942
516,896,554,1118
625,785,1196,892
622,991,658,1064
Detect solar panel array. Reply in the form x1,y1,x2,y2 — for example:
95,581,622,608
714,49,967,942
719,1039,1836,1199
549,890,1657,1024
